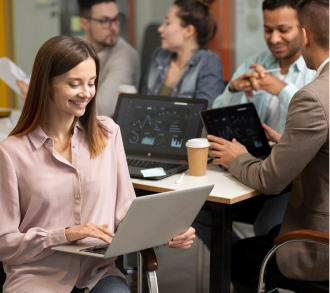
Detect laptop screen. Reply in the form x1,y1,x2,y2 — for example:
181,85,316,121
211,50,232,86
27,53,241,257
113,94,208,160
200,103,271,158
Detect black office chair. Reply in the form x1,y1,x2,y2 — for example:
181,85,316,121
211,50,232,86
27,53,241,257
139,23,161,92
257,229,329,293
0,248,159,293
0,263,4,293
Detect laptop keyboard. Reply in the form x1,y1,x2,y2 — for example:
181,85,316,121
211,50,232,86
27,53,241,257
127,159,182,171
80,243,109,255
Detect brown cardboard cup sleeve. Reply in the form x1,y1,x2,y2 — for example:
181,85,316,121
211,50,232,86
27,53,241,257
186,138,210,176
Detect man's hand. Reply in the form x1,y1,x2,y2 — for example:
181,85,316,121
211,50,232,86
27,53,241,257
16,80,29,101
65,223,114,244
239,64,286,98
208,135,248,168
166,227,196,249
262,123,282,145
228,74,254,93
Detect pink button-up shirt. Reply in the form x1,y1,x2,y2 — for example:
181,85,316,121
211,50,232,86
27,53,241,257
0,117,136,292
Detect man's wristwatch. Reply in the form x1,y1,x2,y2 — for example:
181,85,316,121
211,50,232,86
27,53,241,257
228,82,238,93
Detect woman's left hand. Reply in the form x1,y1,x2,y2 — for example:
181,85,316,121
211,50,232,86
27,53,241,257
166,227,196,249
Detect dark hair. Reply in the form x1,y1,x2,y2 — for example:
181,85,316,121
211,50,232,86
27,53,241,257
173,0,217,47
10,35,110,158
297,0,329,50
262,0,299,10
78,0,116,17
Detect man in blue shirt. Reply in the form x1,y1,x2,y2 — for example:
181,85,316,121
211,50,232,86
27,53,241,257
213,0,315,134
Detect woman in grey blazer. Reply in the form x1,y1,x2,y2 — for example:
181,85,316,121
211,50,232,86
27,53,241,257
141,0,225,106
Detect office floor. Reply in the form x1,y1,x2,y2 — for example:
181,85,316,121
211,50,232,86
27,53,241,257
126,222,295,293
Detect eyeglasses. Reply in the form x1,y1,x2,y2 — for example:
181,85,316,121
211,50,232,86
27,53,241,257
84,13,125,28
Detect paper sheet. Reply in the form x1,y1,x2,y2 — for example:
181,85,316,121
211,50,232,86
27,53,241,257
0,57,30,95
140,167,166,178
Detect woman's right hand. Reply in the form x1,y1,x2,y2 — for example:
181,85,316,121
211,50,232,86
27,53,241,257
65,223,114,244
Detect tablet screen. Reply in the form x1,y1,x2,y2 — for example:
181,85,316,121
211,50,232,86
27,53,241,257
200,103,271,158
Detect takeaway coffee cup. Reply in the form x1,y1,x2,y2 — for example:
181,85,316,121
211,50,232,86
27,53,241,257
118,84,138,95
185,138,210,176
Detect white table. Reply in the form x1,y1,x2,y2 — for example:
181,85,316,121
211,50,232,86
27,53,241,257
132,164,259,204
132,164,261,293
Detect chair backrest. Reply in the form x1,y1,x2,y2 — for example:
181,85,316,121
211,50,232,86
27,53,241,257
258,230,329,293
0,262,5,292
139,23,161,92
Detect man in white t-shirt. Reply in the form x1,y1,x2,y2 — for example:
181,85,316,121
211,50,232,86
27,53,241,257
17,0,140,118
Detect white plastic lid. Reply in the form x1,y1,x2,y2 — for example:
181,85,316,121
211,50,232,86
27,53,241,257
118,84,137,94
185,138,210,148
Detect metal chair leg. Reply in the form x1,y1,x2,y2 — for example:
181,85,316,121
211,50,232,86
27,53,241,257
137,252,143,293
146,271,159,293
137,248,159,293
196,237,204,293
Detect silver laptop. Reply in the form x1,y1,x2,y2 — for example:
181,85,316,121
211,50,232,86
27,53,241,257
52,185,214,259
113,94,208,180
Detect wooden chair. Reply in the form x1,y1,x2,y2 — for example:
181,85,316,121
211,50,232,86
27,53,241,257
257,229,329,293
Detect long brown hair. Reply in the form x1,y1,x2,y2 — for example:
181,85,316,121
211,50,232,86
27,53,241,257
10,35,110,158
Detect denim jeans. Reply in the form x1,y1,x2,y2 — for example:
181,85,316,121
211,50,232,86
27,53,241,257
71,276,131,293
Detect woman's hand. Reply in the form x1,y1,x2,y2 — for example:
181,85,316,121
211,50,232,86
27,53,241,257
65,223,114,244
166,227,196,249
16,80,29,101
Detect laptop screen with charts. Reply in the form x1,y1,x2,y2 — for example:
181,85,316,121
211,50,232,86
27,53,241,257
113,94,208,180
52,185,214,259
200,103,271,159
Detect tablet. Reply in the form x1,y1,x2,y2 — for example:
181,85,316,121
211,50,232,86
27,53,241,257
200,103,271,159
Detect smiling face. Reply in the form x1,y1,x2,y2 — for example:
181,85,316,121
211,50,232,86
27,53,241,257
158,5,189,52
48,57,97,119
263,6,301,62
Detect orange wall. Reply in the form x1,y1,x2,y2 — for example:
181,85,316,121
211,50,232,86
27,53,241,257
209,0,232,82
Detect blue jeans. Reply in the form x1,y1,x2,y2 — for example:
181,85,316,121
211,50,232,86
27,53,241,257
71,276,131,293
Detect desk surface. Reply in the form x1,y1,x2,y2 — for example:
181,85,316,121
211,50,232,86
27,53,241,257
132,164,260,204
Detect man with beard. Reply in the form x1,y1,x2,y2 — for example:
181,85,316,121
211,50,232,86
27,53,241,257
78,0,140,117
213,0,314,134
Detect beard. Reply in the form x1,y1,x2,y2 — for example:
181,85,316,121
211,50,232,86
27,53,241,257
89,27,119,49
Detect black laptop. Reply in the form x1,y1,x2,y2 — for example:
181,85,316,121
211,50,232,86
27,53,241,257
200,103,271,159
113,94,208,180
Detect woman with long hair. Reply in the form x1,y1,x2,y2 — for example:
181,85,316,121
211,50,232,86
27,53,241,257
0,35,195,293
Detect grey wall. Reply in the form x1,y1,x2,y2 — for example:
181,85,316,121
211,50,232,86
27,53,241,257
235,0,267,66
135,0,172,55
13,0,60,108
